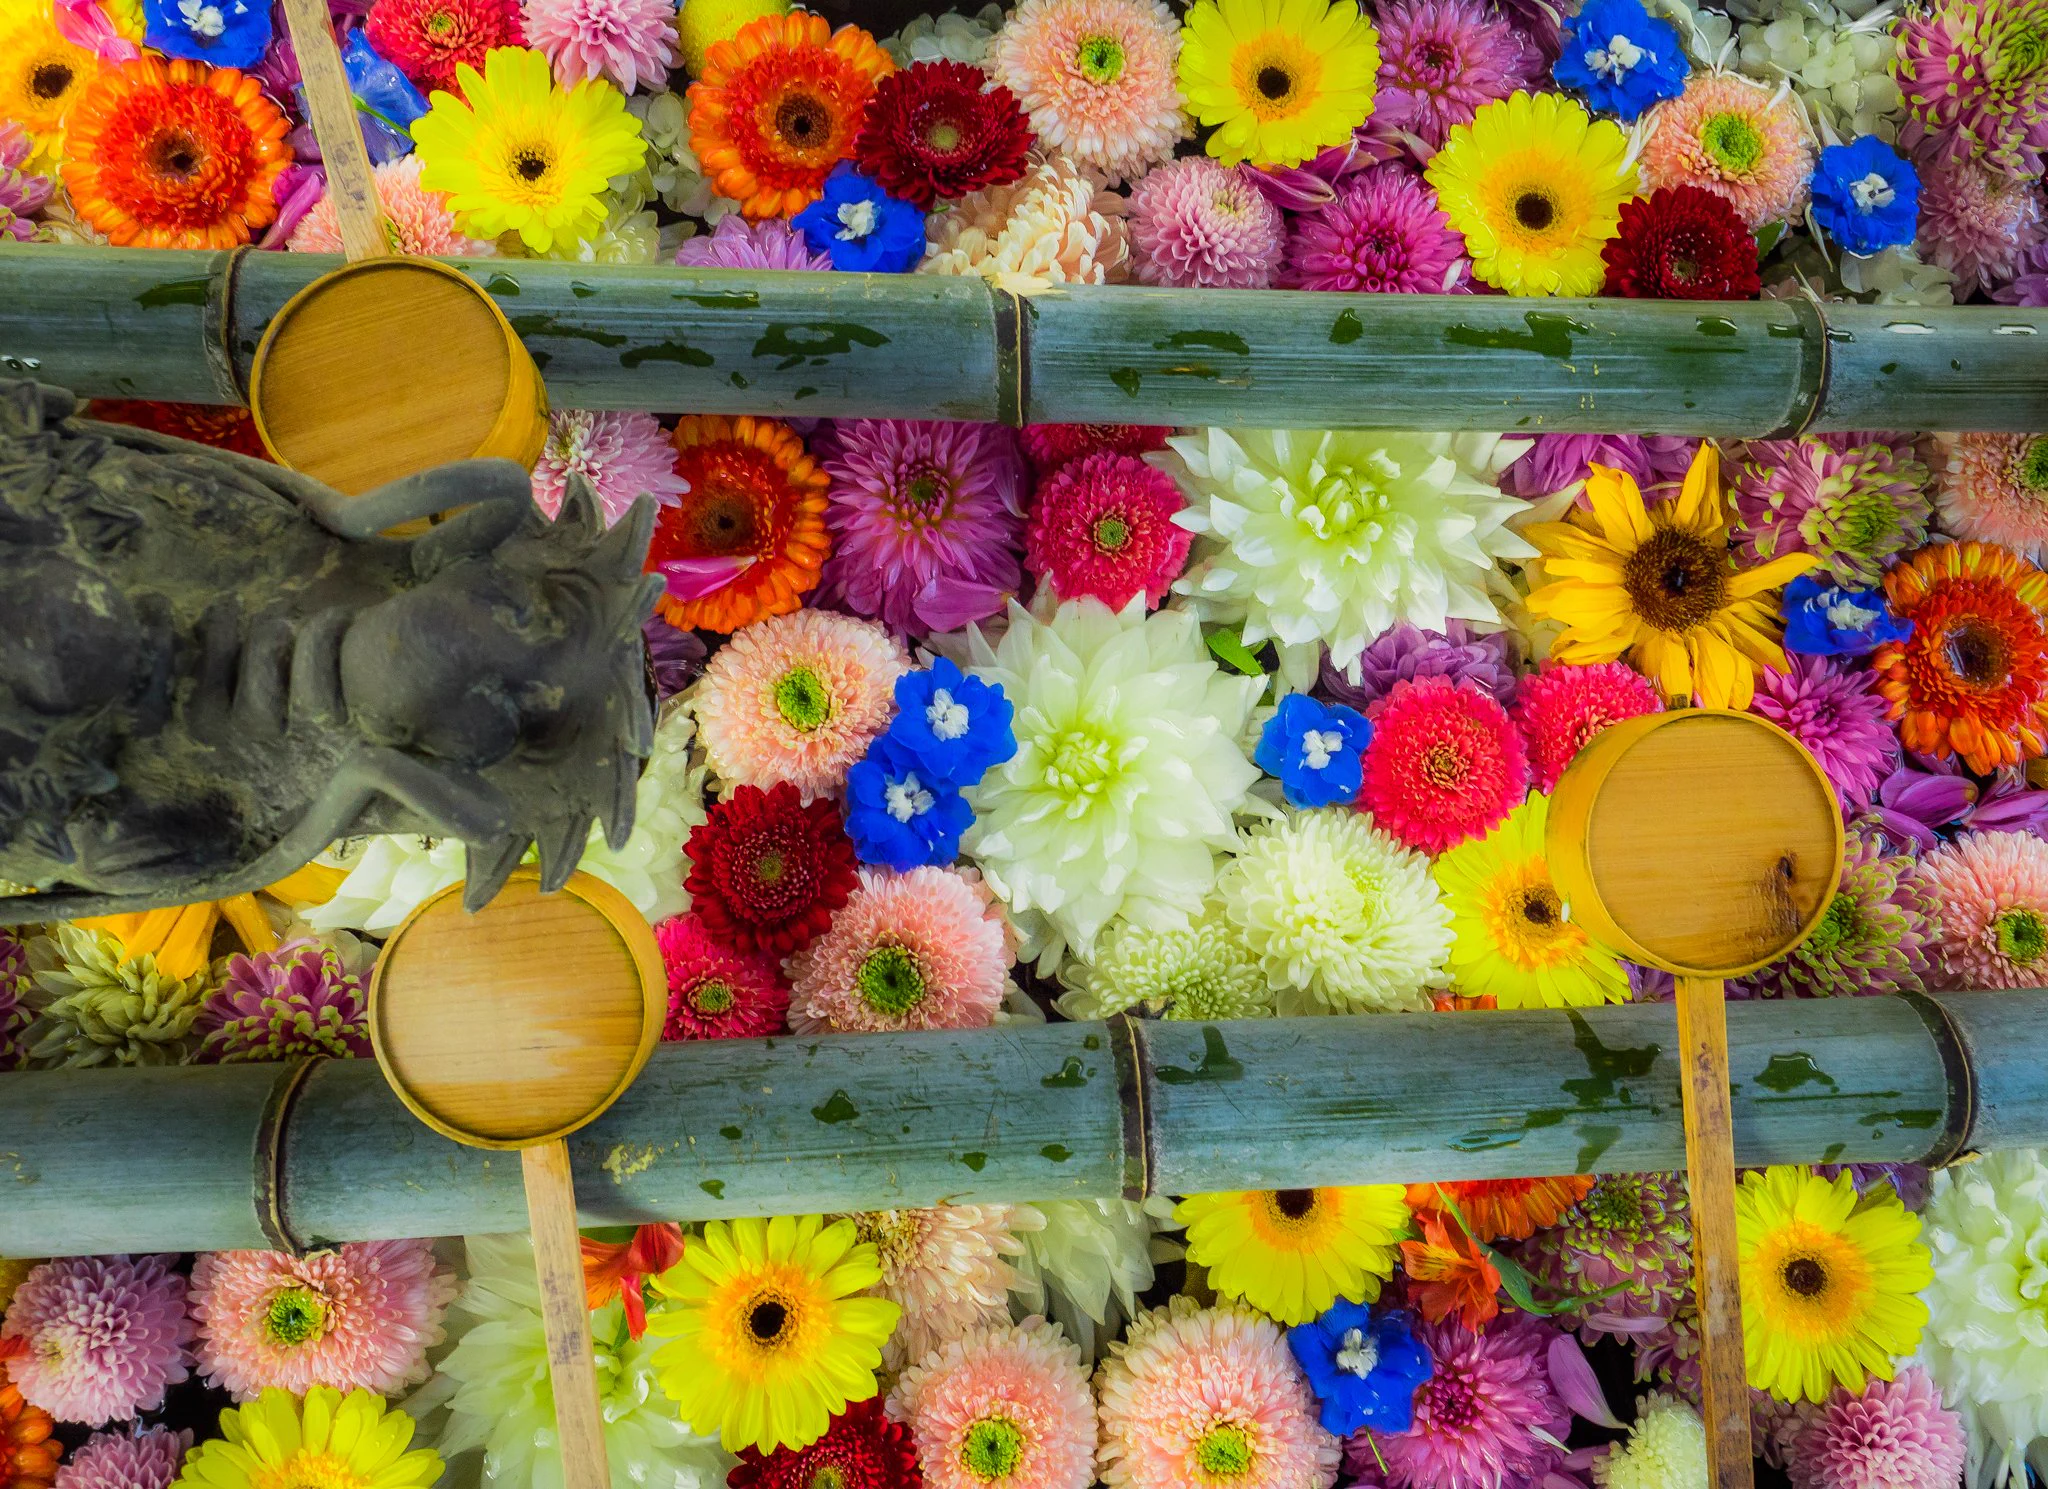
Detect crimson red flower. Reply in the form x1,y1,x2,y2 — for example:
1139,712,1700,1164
684,782,858,956
1018,423,1172,478
853,60,1033,210
728,1397,922,1489
86,398,272,459
364,0,525,95
1601,184,1761,300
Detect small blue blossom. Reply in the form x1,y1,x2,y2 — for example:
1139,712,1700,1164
886,657,1017,788
792,164,927,273
344,31,430,163
1811,136,1921,256
845,735,974,870
143,0,271,68
1781,573,1913,657
1255,693,1372,808
1553,0,1690,122
1287,1302,1434,1439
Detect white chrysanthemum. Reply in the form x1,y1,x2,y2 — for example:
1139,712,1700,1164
1009,1197,1181,1359
883,1,1006,66
1219,809,1452,1014
1833,245,1958,306
1735,5,1904,141
960,596,1263,969
1158,427,1538,686
849,1205,1041,1371
1593,1394,1709,1489
1054,911,1273,1020
1917,1149,2048,1488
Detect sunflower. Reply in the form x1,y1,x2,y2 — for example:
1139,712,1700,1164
1174,1185,1409,1325
1432,792,1630,1010
0,10,98,169
648,415,831,634
1176,0,1380,168
175,1386,445,1489
1426,88,1638,297
1735,1166,1932,1405
60,55,289,249
687,10,895,218
1524,442,1818,708
648,1214,900,1454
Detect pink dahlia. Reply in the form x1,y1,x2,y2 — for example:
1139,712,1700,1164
1787,1367,1966,1489
1937,433,2048,561
1922,829,2048,989
1024,450,1191,610
1373,0,1540,150
674,214,831,270
1281,165,1471,293
0,122,52,241
531,409,690,527
987,0,1186,182
1358,677,1532,854
654,914,789,1039
193,938,370,1064
1,1255,192,1426
1498,433,1699,501
886,1318,1095,1489
1127,158,1285,288
1894,0,2048,180
524,0,675,92
1510,662,1664,793
55,1426,191,1489
788,866,1014,1033
189,1240,456,1401
1321,621,1518,714
818,419,1028,636
1096,1297,1339,1489
1641,73,1817,228
286,156,492,256
1019,423,1170,477
1914,147,2047,296
855,1206,1034,1371
1747,655,1900,812
1726,436,1933,590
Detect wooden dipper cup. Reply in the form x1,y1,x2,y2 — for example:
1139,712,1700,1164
249,0,546,492
370,871,663,1489
1548,710,1843,1489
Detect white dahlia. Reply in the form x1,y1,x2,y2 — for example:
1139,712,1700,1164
1219,809,1452,1014
960,596,1264,968
1010,1197,1181,1359
1054,909,1273,1021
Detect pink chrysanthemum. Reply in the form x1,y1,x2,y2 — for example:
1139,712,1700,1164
1640,73,1817,228
1937,433,2048,561
1922,829,2048,989
531,409,691,527
1894,0,2048,180
189,1240,456,1401
887,1317,1096,1489
1024,450,1191,610
1373,0,1540,150
1787,1366,1966,1489
0,122,53,242
1915,147,2048,297
854,1206,1033,1371
674,214,831,270
524,0,675,92
654,914,790,1039
193,938,370,1064
788,866,1014,1033
1127,158,1285,288
55,1426,191,1489
689,608,909,799
1727,435,1932,591
286,156,492,256
1019,423,1170,477
1359,677,1532,854
1280,165,1471,293
1096,1297,1340,1489
988,0,1185,182
1509,662,1665,794
1747,655,1900,812
1499,433,1700,501
818,419,1028,636
1,1255,192,1426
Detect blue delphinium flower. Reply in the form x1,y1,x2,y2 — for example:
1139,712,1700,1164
1255,693,1373,808
1811,136,1921,256
1781,573,1914,657
887,657,1017,788
144,0,272,67
1553,0,1690,121
792,164,927,273
1287,1302,1434,1439
344,31,430,163
844,734,974,870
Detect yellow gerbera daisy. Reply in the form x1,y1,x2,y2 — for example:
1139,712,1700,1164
1175,1185,1409,1325
1735,1166,1932,1404
647,1213,899,1454
0,8,99,170
174,1386,445,1489
1176,0,1379,168
1523,442,1817,708
411,45,646,253
1433,792,1629,1009
1426,89,1637,296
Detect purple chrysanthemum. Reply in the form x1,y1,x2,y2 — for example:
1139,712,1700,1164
1280,164,1472,292
1497,433,1700,501
1747,655,1900,811
0,122,52,242
1895,0,2048,180
674,214,832,270
817,419,1027,636
0,927,28,1072
1788,1366,1967,1489
1127,157,1286,288
54,1425,191,1489
1,1255,193,1426
193,939,371,1064
531,409,690,527
1318,620,1517,711
1743,823,1939,998
1373,0,1540,149
644,617,709,702
1519,1172,1693,1342
1727,436,1932,589
1914,146,2047,297
1813,1162,1934,1213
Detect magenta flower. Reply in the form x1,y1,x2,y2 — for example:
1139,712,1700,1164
675,214,832,270
1373,0,1539,150
1,1255,193,1426
1747,655,1900,812
1024,450,1192,610
194,939,371,1063
1497,433,1700,500
1281,165,1471,293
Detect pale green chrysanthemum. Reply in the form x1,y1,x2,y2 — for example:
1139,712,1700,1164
21,924,209,1068
1054,910,1273,1021
883,1,1006,65
1009,1197,1181,1359
1735,3,1906,141
1218,808,1452,1014
1593,1393,1710,1489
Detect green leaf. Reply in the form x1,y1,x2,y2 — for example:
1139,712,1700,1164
1755,221,1786,260
1206,627,1266,677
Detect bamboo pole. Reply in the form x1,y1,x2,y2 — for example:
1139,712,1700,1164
0,991,2029,1257
5,247,2048,432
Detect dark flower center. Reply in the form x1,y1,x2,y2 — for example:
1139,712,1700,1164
1943,618,2010,688
30,61,73,100
1273,1188,1316,1219
1622,527,1730,630
513,149,550,182
1782,1257,1827,1297
1514,190,1556,231
1520,887,1561,926
776,93,832,152
1425,1374,1478,1431
149,129,203,181
747,1298,790,1342
691,490,758,552
1416,40,1457,74
1257,65,1293,100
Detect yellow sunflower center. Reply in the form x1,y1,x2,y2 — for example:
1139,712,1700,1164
1480,858,1587,971
1749,1218,1874,1345
1477,154,1601,254
707,1262,832,1382
248,1451,376,1489
1247,1188,1344,1250
491,136,565,207
1621,526,1730,632
1231,33,1323,121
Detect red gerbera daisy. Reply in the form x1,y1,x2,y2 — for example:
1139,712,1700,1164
684,782,858,956
86,398,271,459
728,1397,923,1489
364,0,525,95
654,914,790,1040
1018,422,1171,477
853,59,1033,210
1357,676,1531,854
1600,184,1761,301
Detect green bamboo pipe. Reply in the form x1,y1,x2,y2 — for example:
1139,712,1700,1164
0,990,2033,1257
4,246,2047,433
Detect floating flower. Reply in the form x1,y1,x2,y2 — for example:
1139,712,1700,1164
1279,164,1471,293
1728,436,1932,591
1256,694,1372,809
1053,911,1272,1020
1746,824,1937,999
2,1255,191,1427
178,1387,444,1489
728,1396,921,1489
1787,1367,1966,1489
1322,620,1518,712
989,0,1182,181
683,782,860,956
1921,829,2048,989
1780,575,1915,659
529,409,690,526
1176,1187,1408,1326
1373,0,1539,149
20,925,208,1069
1894,0,2048,179
0,1382,57,1489
675,212,831,268
1813,136,1921,256
364,0,523,94
1520,1171,1693,1338
921,154,1131,284
525,0,675,92
1025,451,1191,610
885,658,1018,789
1409,1176,1592,1245
1552,0,1688,121
1602,183,1762,299
1127,157,1286,288
1287,1302,1432,1439
1640,72,1816,228
1498,431,1700,502
55,1426,187,1489
1935,433,2048,561
1358,677,1531,856
1400,1210,1504,1330
792,162,927,270
1426,89,1637,296
788,866,1013,1033
0,11,99,168
851,1207,1032,1371
81,397,268,458
1748,655,1899,812
655,914,789,1040
852,60,1032,210
582,1224,687,1340
1177,0,1380,169
1509,662,1663,794
1020,423,1169,477
286,154,493,256
1594,1393,1708,1489
1915,147,2045,296
192,938,370,1063
140,0,268,69
676,0,785,78
886,1318,1095,1489
844,735,974,870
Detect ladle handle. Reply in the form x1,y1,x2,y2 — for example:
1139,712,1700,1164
523,1140,613,1489
277,0,387,262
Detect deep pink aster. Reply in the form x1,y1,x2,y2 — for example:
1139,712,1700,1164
531,409,691,528
1747,655,1900,812
1359,677,1531,854
1915,146,2047,297
1895,0,2048,180
193,938,370,1064
1498,433,1700,501
654,914,790,1039
55,1426,191,1489
674,214,832,270
1018,423,1170,477
1372,0,1540,149
524,0,676,92
1024,450,1191,610
1321,621,1518,714
1510,662,1665,794
1281,165,1471,293
817,419,1028,636
1127,157,1286,288
1,1255,192,1426
1787,1366,1967,1489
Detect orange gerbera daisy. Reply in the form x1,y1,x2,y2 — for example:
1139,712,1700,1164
62,55,289,248
1873,541,2048,774
0,1377,59,1489
648,415,831,633
686,10,894,219
1407,1176,1595,1244
1400,1210,1502,1332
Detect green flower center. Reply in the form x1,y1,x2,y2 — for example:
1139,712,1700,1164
423,8,455,34
1805,891,1863,958
1701,111,1766,175
1583,1176,1647,1233
856,945,926,1015
2019,436,2048,492
1195,1423,1255,1477
1305,458,1398,540
1045,727,1117,795
960,1416,1026,1480
262,1286,328,1347
1995,907,2047,964
1075,34,1125,83
1092,512,1131,552
690,978,735,1015
808,1469,850,1489
1829,488,1903,555
923,119,962,153
775,666,833,732
2003,19,2048,72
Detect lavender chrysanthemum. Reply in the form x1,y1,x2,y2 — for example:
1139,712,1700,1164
54,1425,191,1489
1747,655,1900,811
1914,146,2047,297
1894,0,2048,180
1373,0,1541,149
1813,1163,1935,1213
525,0,676,92
1281,165,1472,293
1727,436,1932,589
1787,1366,1967,1489
1519,1172,1693,1340
1318,620,1518,711
531,410,689,527
2,1254,193,1426
1743,824,1939,998
1497,433,1699,500
0,122,52,241
644,618,709,702
675,214,832,270
193,939,371,1063
1128,158,1286,288
818,419,1028,636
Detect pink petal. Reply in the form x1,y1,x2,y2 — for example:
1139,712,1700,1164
1548,1332,1625,1430
657,555,752,601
